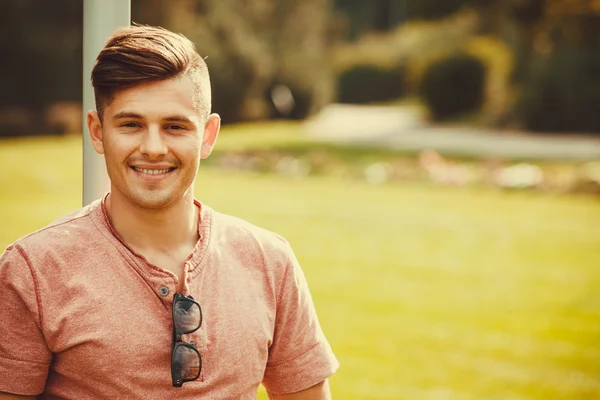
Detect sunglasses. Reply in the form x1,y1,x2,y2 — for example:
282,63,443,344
171,293,203,387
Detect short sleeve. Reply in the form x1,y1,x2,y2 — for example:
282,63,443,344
262,245,339,394
0,245,52,395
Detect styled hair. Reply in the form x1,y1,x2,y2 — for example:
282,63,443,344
91,25,211,122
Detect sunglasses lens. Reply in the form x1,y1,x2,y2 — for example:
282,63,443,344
174,344,201,380
174,299,201,333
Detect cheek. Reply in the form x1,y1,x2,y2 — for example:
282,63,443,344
100,138,115,160
102,144,121,167
192,146,201,160
103,136,136,161
173,138,202,162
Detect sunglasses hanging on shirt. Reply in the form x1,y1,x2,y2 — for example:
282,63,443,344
171,293,202,387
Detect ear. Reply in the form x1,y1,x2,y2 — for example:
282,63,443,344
87,110,105,155
200,114,221,159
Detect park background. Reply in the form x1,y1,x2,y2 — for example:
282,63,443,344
1,0,600,399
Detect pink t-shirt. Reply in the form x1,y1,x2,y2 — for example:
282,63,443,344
0,196,338,399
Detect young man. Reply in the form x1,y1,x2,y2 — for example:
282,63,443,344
0,25,338,399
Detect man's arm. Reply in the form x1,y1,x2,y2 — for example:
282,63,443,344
0,393,37,400
0,247,51,396
268,380,331,400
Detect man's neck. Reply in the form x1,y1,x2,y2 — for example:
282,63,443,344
105,191,200,254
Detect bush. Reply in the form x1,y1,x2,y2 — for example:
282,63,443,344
518,46,600,134
463,36,514,123
337,64,406,104
333,10,479,82
419,53,486,120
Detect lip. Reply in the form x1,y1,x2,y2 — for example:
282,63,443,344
130,164,177,170
130,166,177,182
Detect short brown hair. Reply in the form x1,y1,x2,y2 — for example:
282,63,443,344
91,25,211,122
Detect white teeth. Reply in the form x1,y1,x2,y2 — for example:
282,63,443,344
133,167,171,175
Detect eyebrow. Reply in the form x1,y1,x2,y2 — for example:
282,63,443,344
112,112,195,125
112,112,143,120
164,115,194,124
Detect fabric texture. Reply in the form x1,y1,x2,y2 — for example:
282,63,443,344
0,195,338,399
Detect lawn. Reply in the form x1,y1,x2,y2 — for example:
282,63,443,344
1,129,600,399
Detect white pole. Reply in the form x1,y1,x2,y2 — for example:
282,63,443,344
82,0,131,205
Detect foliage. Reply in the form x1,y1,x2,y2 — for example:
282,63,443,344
332,8,519,124
331,10,482,112
266,0,335,120
517,45,600,133
333,0,481,39
336,64,406,104
0,0,82,136
4,0,600,135
504,0,600,133
332,0,600,132
0,0,82,109
419,52,486,120
165,0,333,124
463,36,514,123
332,10,479,74
0,0,334,132
406,0,480,20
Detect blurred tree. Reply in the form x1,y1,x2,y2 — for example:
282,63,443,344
407,0,478,20
330,0,600,133
132,0,170,26
269,0,334,120
518,45,600,133
333,0,482,39
504,0,600,133
164,0,277,123
0,0,334,136
0,0,82,136
503,0,600,75
0,0,82,108
332,0,373,39
163,0,334,123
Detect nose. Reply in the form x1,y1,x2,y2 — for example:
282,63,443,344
139,125,168,159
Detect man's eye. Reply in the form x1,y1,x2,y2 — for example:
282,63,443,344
121,122,140,128
166,125,186,131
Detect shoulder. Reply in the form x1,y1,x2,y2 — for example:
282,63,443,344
205,206,298,273
4,200,102,259
209,207,293,253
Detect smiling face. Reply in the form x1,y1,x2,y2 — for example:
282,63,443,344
87,74,220,210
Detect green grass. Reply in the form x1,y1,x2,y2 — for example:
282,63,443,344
1,131,600,399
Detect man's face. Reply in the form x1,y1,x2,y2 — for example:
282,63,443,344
88,75,219,210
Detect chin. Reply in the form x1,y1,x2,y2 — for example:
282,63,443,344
128,189,179,210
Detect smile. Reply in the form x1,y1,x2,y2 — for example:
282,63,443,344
131,167,176,175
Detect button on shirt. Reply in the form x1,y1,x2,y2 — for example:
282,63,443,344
0,196,338,399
